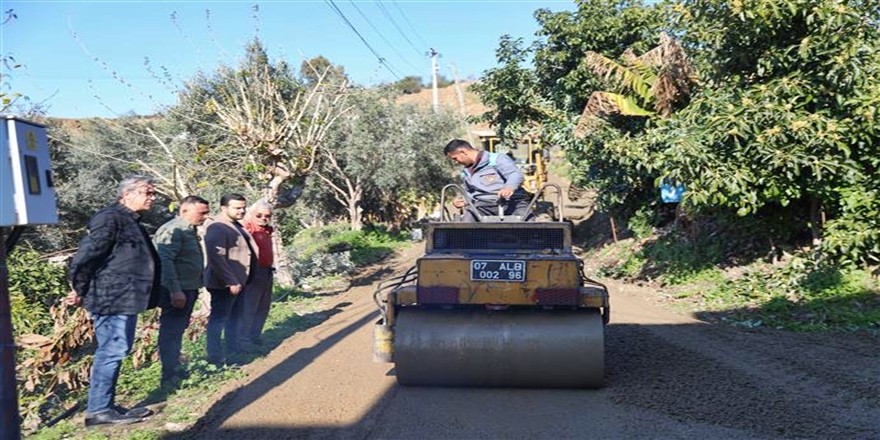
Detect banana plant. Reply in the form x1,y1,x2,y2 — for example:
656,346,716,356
576,32,695,137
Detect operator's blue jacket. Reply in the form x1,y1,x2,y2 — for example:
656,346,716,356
461,151,527,205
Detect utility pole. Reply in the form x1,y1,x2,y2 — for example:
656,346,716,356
0,228,23,440
429,48,439,113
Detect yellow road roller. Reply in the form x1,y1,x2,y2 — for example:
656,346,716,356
373,185,609,388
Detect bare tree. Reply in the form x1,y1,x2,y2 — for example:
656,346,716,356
210,60,351,206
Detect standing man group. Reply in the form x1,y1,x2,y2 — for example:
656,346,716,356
67,176,161,426
68,179,280,427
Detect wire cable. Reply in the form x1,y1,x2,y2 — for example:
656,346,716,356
374,0,424,58
348,0,422,72
391,1,429,50
324,0,401,79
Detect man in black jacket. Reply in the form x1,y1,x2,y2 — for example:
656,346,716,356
67,176,161,427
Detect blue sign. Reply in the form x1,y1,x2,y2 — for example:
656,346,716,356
660,182,685,203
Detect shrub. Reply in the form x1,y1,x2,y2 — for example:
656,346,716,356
285,223,408,286
7,249,68,336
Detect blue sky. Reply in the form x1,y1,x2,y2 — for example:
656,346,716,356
2,0,575,118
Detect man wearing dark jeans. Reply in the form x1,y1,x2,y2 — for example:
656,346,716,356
67,176,161,427
203,193,257,366
154,196,211,383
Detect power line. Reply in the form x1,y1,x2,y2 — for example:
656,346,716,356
390,1,429,50
374,0,424,59
324,0,401,80
347,0,422,72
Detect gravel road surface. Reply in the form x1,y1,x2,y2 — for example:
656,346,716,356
165,245,880,440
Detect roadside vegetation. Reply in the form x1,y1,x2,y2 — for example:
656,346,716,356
7,24,452,435
582,215,880,333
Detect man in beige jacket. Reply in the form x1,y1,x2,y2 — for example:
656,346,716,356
203,193,257,366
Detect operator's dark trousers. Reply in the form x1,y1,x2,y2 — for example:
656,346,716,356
206,287,242,364
462,197,532,222
158,289,199,380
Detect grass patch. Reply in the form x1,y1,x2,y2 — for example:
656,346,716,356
593,233,725,286
701,262,880,332
588,229,879,333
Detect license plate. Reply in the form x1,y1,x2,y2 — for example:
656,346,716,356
470,260,526,282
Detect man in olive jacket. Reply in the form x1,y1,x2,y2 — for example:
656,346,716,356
154,195,210,383
66,176,161,427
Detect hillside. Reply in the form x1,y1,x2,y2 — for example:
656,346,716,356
396,81,492,133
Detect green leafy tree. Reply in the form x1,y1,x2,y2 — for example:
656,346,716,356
300,55,348,86
172,39,351,206
531,0,667,114
393,75,424,94
632,0,880,262
473,1,668,209
303,88,460,230
470,35,564,140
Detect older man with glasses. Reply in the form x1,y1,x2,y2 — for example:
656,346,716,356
233,199,276,349
67,176,161,427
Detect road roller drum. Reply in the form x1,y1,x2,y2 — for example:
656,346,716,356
394,308,604,388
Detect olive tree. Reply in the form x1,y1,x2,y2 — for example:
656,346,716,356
304,88,461,230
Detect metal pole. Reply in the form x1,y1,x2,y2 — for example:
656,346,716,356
0,228,22,439
429,48,439,113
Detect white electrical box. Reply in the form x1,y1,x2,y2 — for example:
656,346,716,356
0,115,58,226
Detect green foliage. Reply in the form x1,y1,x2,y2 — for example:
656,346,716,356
28,420,77,440
300,55,347,86
470,35,551,137
617,252,647,278
286,223,408,286
627,206,655,239
389,75,453,95
708,259,880,332
479,0,880,264
169,37,319,207
531,0,666,114
643,234,725,285
598,225,727,285
301,87,461,229
393,75,424,94
7,249,67,335
822,184,880,265
655,0,880,263
344,227,409,265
